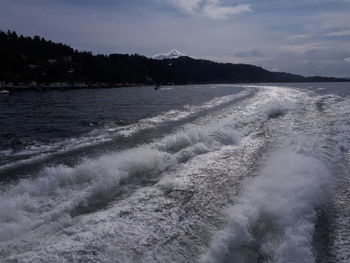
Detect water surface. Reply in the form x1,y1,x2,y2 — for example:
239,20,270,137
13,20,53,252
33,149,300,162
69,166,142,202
0,83,350,263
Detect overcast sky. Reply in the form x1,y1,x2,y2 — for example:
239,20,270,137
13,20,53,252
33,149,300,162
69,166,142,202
1,0,350,77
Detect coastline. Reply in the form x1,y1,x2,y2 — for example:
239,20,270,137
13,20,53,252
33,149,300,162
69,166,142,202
0,82,145,91
1,80,349,91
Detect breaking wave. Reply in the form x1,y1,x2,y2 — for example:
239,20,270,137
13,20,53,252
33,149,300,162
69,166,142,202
0,108,245,243
201,150,330,263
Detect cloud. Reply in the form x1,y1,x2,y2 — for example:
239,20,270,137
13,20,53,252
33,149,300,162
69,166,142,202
203,3,250,19
325,30,350,37
277,43,324,54
165,0,251,19
344,57,350,63
286,34,314,40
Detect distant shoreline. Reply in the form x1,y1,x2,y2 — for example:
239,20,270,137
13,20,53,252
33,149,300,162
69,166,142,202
1,81,349,91
1,31,348,88
0,83,144,91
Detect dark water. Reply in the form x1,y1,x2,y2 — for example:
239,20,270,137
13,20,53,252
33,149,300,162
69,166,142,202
0,85,244,151
0,83,349,262
0,85,247,177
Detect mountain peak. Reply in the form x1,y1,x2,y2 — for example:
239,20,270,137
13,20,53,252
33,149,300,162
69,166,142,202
152,49,186,59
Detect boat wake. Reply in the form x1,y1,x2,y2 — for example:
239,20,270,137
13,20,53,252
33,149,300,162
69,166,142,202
1,84,350,262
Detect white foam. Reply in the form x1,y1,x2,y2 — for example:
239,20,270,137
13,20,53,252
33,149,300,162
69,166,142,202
0,106,244,244
119,90,250,137
0,85,311,261
0,148,175,242
201,150,330,263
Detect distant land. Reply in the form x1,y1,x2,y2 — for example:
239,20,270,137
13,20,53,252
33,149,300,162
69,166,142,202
152,49,186,60
0,30,348,89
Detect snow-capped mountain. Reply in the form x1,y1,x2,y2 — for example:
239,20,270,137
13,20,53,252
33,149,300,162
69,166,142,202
152,49,186,59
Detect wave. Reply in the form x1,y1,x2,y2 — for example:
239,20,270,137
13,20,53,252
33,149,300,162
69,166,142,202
0,90,251,171
201,150,330,263
200,86,350,263
0,108,245,243
0,148,175,241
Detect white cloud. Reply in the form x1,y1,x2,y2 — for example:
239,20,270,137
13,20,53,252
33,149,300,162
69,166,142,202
325,30,350,37
344,57,350,63
277,42,324,54
286,34,314,40
165,0,251,19
202,3,250,19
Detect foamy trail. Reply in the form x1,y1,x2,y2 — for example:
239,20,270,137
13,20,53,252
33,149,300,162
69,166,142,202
0,85,312,262
200,85,350,263
0,104,246,243
201,150,330,263
0,148,175,241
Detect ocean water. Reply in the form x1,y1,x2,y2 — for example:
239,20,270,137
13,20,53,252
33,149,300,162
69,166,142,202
0,83,349,262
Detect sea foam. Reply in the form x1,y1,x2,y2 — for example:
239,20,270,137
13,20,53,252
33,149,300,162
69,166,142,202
201,150,329,263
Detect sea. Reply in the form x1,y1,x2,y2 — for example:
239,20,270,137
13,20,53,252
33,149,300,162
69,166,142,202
0,82,349,262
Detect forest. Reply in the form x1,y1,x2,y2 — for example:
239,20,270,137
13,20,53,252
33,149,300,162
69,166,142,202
0,30,346,86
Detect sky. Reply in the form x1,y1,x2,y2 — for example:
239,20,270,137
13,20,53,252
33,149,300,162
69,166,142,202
0,0,350,77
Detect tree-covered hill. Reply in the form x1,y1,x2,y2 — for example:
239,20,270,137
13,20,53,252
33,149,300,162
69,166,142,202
0,30,346,86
